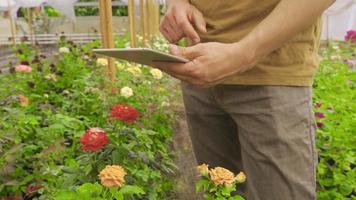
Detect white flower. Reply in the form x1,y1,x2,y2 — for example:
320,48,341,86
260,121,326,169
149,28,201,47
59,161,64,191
161,101,170,107
85,87,100,93
62,90,70,95
332,45,339,50
83,55,90,60
143,80,152,85
45,73,57,82
120,87,133,98
115,61,125,70
97,58,108,66
59,47,70,53
44,94,49,98
150,68,163,79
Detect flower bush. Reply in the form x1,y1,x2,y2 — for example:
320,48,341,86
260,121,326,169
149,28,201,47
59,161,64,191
314,40,355,200
0,36,178,199
195,164,246,199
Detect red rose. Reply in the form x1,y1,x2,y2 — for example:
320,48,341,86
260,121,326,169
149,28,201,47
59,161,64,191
80,128,109,151
110,104,140,123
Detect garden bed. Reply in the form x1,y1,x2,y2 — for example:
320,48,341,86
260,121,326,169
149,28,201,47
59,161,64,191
0,36,355,199
0,37,182,199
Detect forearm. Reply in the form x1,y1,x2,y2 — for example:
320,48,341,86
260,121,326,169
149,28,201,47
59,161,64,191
239,0,334,62
166,0,188,6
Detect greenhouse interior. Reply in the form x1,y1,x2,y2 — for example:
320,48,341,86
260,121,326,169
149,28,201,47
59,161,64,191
0,0,355,200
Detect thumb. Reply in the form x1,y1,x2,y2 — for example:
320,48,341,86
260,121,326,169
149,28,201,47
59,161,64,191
169,44,202,60
192,10,207,33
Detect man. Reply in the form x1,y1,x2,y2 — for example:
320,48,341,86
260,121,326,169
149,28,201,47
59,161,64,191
153,0,335,199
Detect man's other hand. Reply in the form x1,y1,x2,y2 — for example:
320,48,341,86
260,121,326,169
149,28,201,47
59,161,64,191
160,0,207,44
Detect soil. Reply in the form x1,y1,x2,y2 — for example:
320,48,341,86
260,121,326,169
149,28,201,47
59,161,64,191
173,111,203,200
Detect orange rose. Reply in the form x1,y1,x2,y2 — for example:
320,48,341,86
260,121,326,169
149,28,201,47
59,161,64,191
19,95,30,106
197,164,209,176
99,165,127,188
209,167,235,187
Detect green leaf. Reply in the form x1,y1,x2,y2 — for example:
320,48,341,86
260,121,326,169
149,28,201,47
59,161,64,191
53,190,77,200
77,182,103,197
195,179,209,192
118,185,145,196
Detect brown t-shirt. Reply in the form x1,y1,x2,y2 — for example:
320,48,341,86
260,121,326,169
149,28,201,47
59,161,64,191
189,0,322,86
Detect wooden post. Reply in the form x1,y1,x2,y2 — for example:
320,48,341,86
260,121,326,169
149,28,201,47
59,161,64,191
139,0,146,46
145,0,151,41
128,0,137,47
98,0,116,83
27,8,34,45
152,0,160,36
7,0,16,46
326,15,330,47
146,0,160,41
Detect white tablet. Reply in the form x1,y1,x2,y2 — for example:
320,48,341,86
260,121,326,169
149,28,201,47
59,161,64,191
93,48,189,66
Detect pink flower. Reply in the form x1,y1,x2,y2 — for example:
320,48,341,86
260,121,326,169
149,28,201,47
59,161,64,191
344,59,356,70
15,65,32,73
315,112,325,119
316,122,324,129
345,30,356,44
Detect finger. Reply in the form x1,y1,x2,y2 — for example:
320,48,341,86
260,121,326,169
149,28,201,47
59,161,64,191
153,61,199,78
160,19,174,43
176,16,200,44
165,22,182,43
169,44,203,60
161,28,174,43
191,10,207,33
157,66,203,85
167,19,184,42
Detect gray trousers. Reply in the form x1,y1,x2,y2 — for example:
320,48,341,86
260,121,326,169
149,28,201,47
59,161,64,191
182,82,317,200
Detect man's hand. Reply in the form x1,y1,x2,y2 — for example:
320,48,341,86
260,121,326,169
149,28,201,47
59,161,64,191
160,0,206,44
153,43,255,87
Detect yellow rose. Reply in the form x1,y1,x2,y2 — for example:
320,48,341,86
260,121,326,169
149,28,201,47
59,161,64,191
99,165,127,188
197,164,209,176
120,86,133,98
209,167,235,187
97,58,108,66
235,171,246,183
115,61,125,70
126,66,142,76
150,68,163,79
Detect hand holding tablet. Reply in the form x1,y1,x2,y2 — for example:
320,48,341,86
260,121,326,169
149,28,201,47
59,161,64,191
93,48,189,66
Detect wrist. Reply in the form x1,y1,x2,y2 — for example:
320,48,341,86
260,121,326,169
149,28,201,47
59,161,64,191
230,39,258,68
